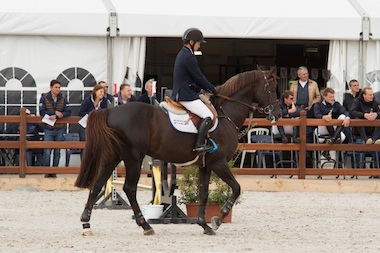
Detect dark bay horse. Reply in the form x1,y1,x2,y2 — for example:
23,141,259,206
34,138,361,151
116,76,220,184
75,67,280,236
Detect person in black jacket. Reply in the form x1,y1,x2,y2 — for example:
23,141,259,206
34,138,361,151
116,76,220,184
343,79,361,111
275,90,301,143
314,88,350,161
314,87,350,144
138,78,161,104
39,79,71,177
350,86,380,144
171,28,218,154
78,84,108,144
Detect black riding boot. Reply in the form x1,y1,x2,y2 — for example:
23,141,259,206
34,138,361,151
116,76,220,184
277,126,288,144
194,117,213,154
331,126,343,143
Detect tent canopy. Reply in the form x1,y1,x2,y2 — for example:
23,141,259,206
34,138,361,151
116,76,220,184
113,0,363,40
0,0,375,40
0,0,108,36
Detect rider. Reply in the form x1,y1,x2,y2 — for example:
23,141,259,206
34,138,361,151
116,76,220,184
172,28,218,154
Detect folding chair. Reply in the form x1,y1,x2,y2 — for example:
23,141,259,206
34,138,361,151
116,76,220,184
239,127,269,168
64,133,81,167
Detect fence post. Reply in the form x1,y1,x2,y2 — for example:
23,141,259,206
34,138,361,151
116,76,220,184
19,108,27,178
298,111,307,179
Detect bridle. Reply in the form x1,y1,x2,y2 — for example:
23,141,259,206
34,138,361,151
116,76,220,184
216,70,279,132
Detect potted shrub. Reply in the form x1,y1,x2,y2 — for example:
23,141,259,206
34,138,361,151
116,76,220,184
178,152,241,223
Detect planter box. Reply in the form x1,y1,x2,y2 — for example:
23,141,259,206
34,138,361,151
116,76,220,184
185,202,232,223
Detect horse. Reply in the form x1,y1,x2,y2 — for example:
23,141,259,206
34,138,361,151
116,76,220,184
75,67,280,236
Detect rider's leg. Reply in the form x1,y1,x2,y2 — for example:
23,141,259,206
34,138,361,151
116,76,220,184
180,99,215,154
194,117,213,153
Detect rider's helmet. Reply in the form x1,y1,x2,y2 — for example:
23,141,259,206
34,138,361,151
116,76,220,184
182,28,207,44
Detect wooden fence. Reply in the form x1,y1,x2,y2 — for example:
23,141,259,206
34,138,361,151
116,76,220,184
1,108,380,179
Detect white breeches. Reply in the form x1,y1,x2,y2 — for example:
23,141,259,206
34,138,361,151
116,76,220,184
179,99,214,120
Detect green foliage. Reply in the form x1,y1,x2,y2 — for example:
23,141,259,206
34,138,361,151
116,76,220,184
178,162,240,207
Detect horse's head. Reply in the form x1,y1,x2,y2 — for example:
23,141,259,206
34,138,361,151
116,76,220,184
214,66,281,124
254,66,281,123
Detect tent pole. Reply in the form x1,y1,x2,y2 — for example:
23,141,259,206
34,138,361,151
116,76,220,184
103,0,119,106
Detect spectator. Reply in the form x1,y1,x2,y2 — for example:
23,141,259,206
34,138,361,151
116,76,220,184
14,109,44,166
78,84,108,151
350,86,380,144
138,78,162,104
115,83,137,105
275,90,301,143
343,79,361,111
289,66,321,154
98,81,114,105
313,88,350,160
314,88,350,142
289,66,321,114
39,79,71,178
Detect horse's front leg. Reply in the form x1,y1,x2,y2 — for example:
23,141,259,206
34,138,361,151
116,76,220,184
198,166,215,235
210,162,241,231
80,166,114,236
123,159,155,236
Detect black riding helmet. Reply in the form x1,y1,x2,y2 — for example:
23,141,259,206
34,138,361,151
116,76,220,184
182,28,207,44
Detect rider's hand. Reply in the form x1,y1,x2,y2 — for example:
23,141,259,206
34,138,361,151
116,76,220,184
211,87,218,96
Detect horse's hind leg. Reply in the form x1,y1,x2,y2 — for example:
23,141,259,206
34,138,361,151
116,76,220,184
80,164,116,236
122,158,155,236
198,166,215,235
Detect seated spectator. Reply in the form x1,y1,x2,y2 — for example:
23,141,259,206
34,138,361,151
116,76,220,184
115,83,137,105
350,86,380,144
98,81,114,105
138,78,162,104
313,88,350,161
343,79,361,111
14,109,44,166
273,90,301,143
313,87,350,144
78,84,108,144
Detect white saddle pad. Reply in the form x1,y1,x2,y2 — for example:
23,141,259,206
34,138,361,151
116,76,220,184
168,111,218,133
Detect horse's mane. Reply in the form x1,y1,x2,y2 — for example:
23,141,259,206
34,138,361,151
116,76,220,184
213,70,260,108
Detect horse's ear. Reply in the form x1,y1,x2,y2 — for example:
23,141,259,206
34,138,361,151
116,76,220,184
269,66,277,75
256,65,263,71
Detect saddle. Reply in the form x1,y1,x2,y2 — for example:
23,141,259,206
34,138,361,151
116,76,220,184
160,95,217,128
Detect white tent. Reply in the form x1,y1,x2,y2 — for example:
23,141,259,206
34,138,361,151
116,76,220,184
113,0,362,40
0,0,379,108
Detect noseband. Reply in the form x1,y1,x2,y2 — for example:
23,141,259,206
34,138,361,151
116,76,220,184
256,72,279,122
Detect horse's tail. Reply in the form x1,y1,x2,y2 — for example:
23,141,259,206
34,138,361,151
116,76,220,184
75,109,124,189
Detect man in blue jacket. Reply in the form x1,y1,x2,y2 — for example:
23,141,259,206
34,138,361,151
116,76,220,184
39,79,71,177
171,28,218,154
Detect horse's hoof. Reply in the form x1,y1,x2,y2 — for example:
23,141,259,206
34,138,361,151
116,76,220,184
81,228,93,236
203,228,216,235
143,228,155,235
211,216,222,231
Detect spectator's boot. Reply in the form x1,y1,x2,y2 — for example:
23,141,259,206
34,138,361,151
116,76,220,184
326,126,335,144
277,126,288,144
330,126,343,143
